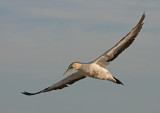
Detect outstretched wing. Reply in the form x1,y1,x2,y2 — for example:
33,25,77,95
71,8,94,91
22,71,86,96
94,13,145,68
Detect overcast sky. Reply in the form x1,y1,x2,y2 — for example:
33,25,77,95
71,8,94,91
0,0,160,113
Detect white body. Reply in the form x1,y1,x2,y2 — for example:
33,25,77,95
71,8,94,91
81,63,115,82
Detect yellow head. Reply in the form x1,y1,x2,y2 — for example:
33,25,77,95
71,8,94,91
64,62,82,75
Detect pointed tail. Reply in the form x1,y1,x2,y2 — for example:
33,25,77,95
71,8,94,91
113,76,124,85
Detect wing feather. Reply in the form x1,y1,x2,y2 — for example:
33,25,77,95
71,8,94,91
22,71,86,96
94,13,145,68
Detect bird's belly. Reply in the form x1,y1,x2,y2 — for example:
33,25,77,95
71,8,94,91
90,70,109,80
87,64,110,80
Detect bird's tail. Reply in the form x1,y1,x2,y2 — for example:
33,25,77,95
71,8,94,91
113,76,124,85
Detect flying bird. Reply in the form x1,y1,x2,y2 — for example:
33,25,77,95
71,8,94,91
22,13,145,96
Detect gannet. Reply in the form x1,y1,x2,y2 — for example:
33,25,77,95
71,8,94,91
22,13,145,96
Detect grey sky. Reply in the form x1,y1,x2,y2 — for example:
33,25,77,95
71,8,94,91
0,0,160,113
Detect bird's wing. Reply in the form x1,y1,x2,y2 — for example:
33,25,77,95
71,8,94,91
22,71,86,96
94,13,145,68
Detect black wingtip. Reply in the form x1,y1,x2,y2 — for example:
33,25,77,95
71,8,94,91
143,11,145,16
21,91,42,96
113,77,124,85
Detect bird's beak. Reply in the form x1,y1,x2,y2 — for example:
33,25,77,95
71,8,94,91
63,68,74,75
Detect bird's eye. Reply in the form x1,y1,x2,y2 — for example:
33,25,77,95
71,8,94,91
69,65,73,69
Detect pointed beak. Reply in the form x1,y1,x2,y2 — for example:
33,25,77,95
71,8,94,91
63,68,74,75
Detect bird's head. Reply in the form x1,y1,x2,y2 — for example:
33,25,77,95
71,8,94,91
64,62,82,75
